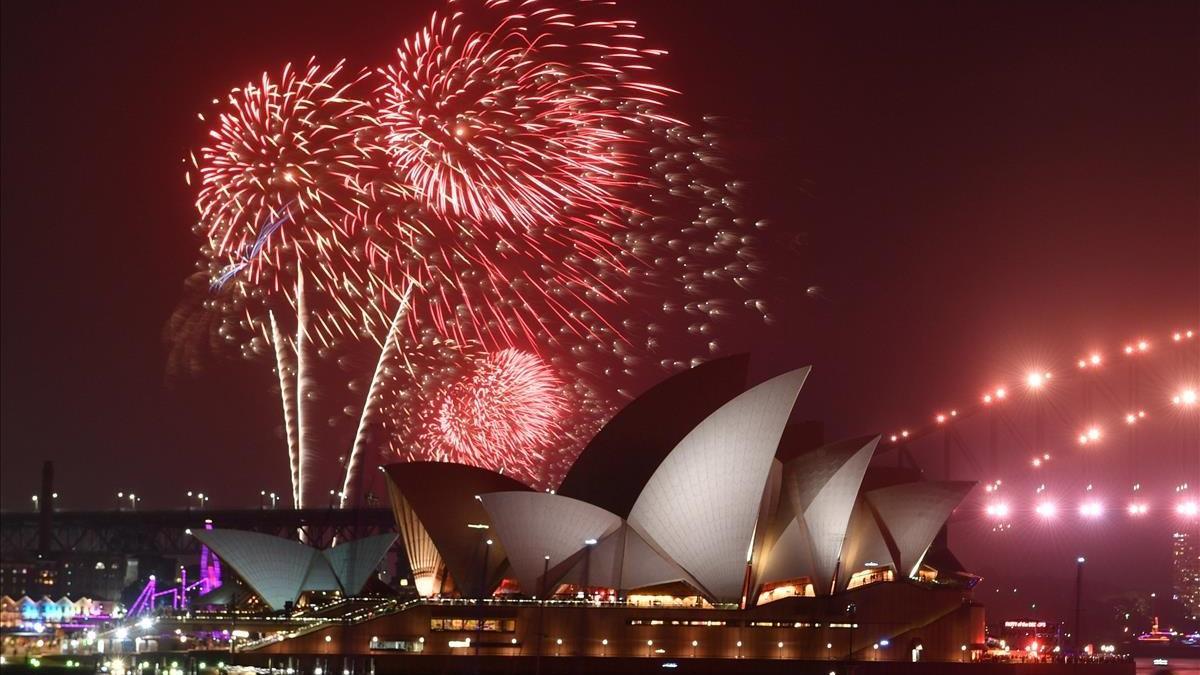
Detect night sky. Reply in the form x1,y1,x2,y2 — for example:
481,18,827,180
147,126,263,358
3,1,1197,621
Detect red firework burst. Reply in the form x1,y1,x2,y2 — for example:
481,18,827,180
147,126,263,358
376,0,675,232
192,58,390,340
418,348,569,485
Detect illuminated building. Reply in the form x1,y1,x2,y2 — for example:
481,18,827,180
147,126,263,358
247,358,985,663
190,530,397,610
0,556,128,602
1173,530,1200,619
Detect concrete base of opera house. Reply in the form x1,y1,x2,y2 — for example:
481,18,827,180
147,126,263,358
223,653,1135,675
246,581,1000,665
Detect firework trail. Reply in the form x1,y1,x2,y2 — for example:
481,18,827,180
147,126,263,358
340,279,416,508
269,311,301,507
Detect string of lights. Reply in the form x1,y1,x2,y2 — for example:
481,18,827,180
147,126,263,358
882,326,1198,527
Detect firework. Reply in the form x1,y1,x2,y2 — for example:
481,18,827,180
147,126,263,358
377,0,675,231
411,348,569,486
191,58,397,507
369,0,680,352
178,0,778,503
191,57,410,348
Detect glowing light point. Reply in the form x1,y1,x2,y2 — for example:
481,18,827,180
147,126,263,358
1126,503,1148,516
1026,371,1051,389
1173,389,1197,406
1035,502,1057,518
1177,501,1199,518
1079,501,1104,518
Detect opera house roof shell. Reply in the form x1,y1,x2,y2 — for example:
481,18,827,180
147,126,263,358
386,356,977,606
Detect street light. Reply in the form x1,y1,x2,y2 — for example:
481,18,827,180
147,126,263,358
846,602,857,662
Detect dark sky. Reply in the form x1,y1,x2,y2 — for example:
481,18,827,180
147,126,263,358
3,1,1197,621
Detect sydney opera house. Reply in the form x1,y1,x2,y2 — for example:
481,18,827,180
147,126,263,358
205,356,986,666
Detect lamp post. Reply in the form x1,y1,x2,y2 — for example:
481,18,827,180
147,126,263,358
269,492,278,509
116,492,124,511
465,523,491,658
535,554,549,675
846,602,857,662
1074,556,1085,657
581,538,596,659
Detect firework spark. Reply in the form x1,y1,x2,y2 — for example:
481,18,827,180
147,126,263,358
369,0,680,351
415,348,569,486
377,0,675,231
179,0,777,503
